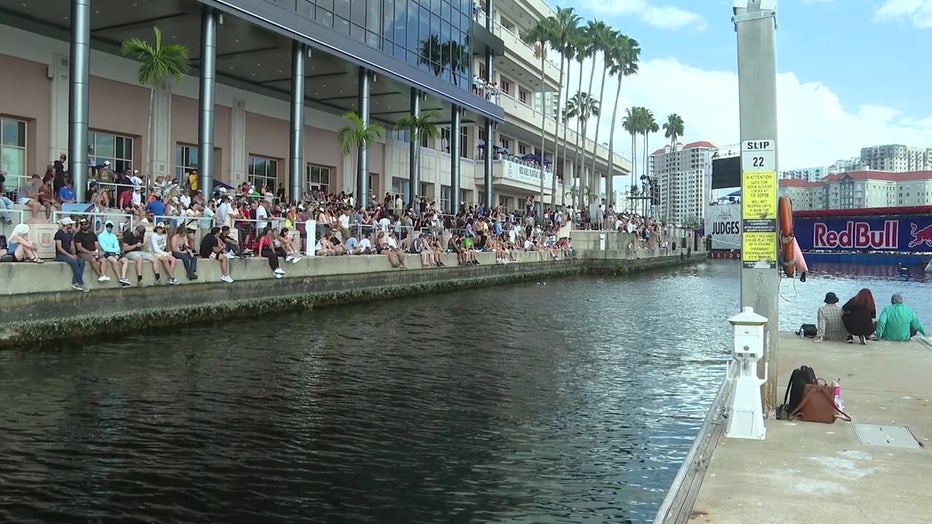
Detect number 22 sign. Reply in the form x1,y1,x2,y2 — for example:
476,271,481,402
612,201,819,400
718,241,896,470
741,140,775,173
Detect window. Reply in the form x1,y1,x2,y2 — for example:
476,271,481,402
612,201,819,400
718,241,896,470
175,144,199,181
306,164,331,193
248,154,279,193
500,78,512,95
440,185,451,213
89,131,133,173
519,88,529,105
0,117,26,179
459,126,468,159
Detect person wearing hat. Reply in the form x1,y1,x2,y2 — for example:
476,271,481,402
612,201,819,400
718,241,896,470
814,292,846,343
54,217,88,292
876,293,928,342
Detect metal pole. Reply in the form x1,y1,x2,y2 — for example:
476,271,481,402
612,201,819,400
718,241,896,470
198,6,216,196
450,105,461,214
357,67,370,208
735,0,779,415
484,117,494,211
408,88,420,212
289,41,306,204
69,0,91,202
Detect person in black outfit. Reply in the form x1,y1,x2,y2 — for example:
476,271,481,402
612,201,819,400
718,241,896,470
842,288,877,345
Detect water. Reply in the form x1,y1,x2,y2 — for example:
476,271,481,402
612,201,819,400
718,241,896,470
1,261,929,523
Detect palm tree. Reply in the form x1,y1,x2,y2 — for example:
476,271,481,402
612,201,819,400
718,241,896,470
522,18,556,213
338,110,384,200
581,20,611,195
121,27,190,181
605,35,639,208
395,108,441,208
558,30,582,205
568,30,590,198
568,91,599,207
640,107,658,215
549,7,581,208
662,113,685,221
588,27,620,204
622,107,639,198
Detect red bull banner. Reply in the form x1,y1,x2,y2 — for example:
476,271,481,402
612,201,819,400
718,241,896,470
794,215,932,252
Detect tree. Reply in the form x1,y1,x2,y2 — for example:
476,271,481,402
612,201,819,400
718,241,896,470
395,108,440,208
568,29,590,198
662,113,685,221
567,91,599,206
121,27,190,181
580,20,611,195
639,107,658,215
549,7,581,208
588,27,620,204
522,18,556,215
338,111,384,202
622,107,640,197
605,35,639,209
558,26,583,206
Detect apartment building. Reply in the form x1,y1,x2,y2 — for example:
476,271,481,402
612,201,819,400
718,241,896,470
0,0,627,217
779,166,829,182
649,141,714,225
860,144,932,172
779,170,932,210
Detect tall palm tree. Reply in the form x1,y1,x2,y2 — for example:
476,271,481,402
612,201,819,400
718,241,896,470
662,113,685,221
588,27,620,204
558,30,581,205
569,29,590,197
395,108,440,208
121,27,190,180
522,18,556,213
338,110,384,200
605,35,639,209
549,7,581,208
640,107,658,215
580,20,611,196
622,107,640,199
568,91,599,207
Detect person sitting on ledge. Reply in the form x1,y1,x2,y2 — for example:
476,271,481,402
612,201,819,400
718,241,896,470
199,226,233,283
6,223,42,262
876,293,927,342
98,221,131,287
842,288,876,345
814,292,846,343
255,225,285,279
54,217,87,292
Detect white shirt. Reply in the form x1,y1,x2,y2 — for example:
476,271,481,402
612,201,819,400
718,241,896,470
338,213,350,230
358,237,371,252
256,204,269,230
378,217,390,232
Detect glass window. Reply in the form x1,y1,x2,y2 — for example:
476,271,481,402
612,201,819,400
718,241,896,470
175,144,199,181
306,164,331,193
459,126,468,159
440,184,451,214
0,117,26,181
248,154,279,193
88,131,133,173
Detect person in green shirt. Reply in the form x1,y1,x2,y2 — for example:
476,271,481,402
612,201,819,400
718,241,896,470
875,293,927,342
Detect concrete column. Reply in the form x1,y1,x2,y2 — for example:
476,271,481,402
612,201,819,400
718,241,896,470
151,81,173,179
198,5,217,195
407,88,420,211
68,0,90,202
357,67,370,208
49,53,70,163
450,105,461,214
230,98,246,185
289,41,306,203
736,0,779,415
484,117,493,211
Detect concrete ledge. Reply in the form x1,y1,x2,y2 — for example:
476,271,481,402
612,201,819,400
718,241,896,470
0,251,702,348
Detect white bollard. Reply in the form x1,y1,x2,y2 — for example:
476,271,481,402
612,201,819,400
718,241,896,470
726,306,769,440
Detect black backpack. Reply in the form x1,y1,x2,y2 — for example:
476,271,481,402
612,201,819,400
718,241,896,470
777,365,817,420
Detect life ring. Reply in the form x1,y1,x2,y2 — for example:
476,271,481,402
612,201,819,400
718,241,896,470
778,196,794,277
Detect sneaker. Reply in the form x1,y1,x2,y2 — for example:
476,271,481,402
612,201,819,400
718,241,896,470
220,275,234,283
285,255,293,262
137,281,146,288
291,256,302,264
101,275,111,282
71,283,83,291
82,286,89,293
118,278,131,287
97,275,108,282
154,278,165,285
274,267,286,275
274,273,284,279
224,252,236,259
168,277,180,286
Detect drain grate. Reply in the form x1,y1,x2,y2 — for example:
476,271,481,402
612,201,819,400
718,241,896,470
854,424,924,449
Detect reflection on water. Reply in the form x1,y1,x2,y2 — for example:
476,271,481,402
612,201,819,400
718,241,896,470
0,261,926,523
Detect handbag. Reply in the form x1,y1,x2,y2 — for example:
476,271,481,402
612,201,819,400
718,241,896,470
790,382,851,423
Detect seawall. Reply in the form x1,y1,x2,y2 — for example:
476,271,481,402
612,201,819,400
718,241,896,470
0,233,704,348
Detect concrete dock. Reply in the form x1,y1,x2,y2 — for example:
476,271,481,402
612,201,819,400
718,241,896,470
685,332,932,523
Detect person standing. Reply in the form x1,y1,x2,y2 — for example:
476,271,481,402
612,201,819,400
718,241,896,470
842,288,876,345
876,293,928,342
54,217,87,292
815,292,846,343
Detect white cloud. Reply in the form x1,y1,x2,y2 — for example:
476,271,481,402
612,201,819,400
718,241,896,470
875,0,932,28
577,0,705,31
567,56,932,187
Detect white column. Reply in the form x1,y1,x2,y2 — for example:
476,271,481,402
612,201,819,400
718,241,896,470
150,81,173,178
48,53,70,161
229,98,246,185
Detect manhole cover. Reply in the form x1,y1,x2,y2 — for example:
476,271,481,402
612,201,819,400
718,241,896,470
853,424,923,449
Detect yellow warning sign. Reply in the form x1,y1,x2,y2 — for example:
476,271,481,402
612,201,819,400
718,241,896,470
742,172,777,220
743,231,776,268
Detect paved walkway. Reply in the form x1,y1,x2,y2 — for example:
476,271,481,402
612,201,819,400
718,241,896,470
689,332,932,523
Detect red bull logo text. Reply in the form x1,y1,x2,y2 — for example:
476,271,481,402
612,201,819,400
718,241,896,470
813,220,899,249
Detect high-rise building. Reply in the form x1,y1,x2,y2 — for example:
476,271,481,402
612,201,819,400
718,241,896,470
0,0,628,216
859,145,932,172
649,141,715,225
780,166,829,182
780,170,932,210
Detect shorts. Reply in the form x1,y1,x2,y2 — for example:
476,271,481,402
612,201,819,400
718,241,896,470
125,251,151,261
77,253,97,263
16,197,32,205
8,242,19,253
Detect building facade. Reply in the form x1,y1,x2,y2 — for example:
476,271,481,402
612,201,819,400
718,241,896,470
779,166,828,182
0,0,627,217
779,170,932,210
649,141,715,225
859,144,932,173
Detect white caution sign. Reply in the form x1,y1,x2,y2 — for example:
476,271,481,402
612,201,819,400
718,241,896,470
741,140,775,173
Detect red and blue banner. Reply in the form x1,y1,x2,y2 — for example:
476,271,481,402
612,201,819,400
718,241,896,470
794,214,932,252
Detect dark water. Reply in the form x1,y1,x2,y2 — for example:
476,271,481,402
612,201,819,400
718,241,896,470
1,261,929,523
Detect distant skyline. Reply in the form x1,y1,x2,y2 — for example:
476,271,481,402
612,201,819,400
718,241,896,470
552,0,932,176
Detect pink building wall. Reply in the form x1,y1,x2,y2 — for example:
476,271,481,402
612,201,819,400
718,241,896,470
171,94,230,181
88,76,148,164
0,54,50,176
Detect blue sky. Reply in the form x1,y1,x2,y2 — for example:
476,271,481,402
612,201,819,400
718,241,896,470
553,0,932,172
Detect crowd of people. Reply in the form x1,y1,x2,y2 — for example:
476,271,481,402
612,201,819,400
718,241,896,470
815,289,927,343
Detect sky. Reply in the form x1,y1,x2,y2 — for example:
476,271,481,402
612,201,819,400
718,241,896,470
554,0,932,174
